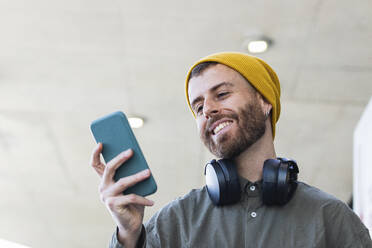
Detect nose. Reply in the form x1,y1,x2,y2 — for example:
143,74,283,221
203,98,220,119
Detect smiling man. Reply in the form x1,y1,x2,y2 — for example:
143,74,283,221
187,60,275,183
190,67,267,158
91,52,371,248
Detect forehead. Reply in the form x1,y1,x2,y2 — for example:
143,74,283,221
188,63,254,101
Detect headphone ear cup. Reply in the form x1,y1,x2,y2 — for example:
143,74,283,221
262,159,280,206
276,162,291,204
204,159,241,206
204,160,225,206
217,159,241,205
262,158,299,206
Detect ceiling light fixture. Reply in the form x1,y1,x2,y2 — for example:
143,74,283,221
248,40,269,53
128,116,144,129
243,34,273,54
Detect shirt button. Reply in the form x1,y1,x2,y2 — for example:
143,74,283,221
251,212,257,218
250,185,256,191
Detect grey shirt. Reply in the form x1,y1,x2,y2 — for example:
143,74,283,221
110,178,371,248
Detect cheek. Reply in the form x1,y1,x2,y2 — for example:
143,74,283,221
196,119,206,135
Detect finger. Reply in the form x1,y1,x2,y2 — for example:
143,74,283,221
106,169,151,196
102,149,133,185
105,194,154,211
90,143,105,177
93,162,105,178
90,143,103,166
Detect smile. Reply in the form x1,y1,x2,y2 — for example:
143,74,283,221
213,121,233,135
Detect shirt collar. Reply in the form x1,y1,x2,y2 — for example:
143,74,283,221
238,176,262,197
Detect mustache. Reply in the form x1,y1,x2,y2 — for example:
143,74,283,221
204,112,239,136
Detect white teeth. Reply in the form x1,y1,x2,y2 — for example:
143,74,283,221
213,121,232,134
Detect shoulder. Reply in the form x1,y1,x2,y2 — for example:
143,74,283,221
146,186,210,224
295,183,371,246
144,186,211,242
162,186,210,215
286,181,355,224
295,181,346,208
288,181,366,227
173,186,210,209
293,182,367,228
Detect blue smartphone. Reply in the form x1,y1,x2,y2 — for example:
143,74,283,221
90,111,157,196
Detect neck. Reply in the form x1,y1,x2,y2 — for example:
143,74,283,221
233,120,276,182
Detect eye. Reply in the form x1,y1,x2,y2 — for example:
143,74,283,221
196,105,203,115
217,91,229,98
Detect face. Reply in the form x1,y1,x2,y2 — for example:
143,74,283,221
188,64,269,158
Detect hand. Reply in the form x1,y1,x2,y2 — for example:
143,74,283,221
90,143,154,247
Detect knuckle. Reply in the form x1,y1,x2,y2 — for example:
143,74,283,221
119,179,128,188
134,173,141,180
105,197,115,210
131,173,142,183
106,162,114,171
98,185,108,203
99,192,107,202
127,194,136,202
98,184,105,193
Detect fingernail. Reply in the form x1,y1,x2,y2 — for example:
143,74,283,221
122,149,132,156
142,169,150,175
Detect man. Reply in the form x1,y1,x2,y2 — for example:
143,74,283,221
90,52,372,247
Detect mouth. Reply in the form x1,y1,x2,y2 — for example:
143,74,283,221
211,120,233,135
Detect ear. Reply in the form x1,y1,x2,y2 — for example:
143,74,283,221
255,92,272,116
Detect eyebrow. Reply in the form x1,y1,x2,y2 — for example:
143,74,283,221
190,82,234,110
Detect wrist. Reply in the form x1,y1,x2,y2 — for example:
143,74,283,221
117,226,142,248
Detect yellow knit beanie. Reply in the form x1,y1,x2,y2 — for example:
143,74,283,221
185,52,281,139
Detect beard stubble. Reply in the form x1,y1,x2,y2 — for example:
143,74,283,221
201,101,267,159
